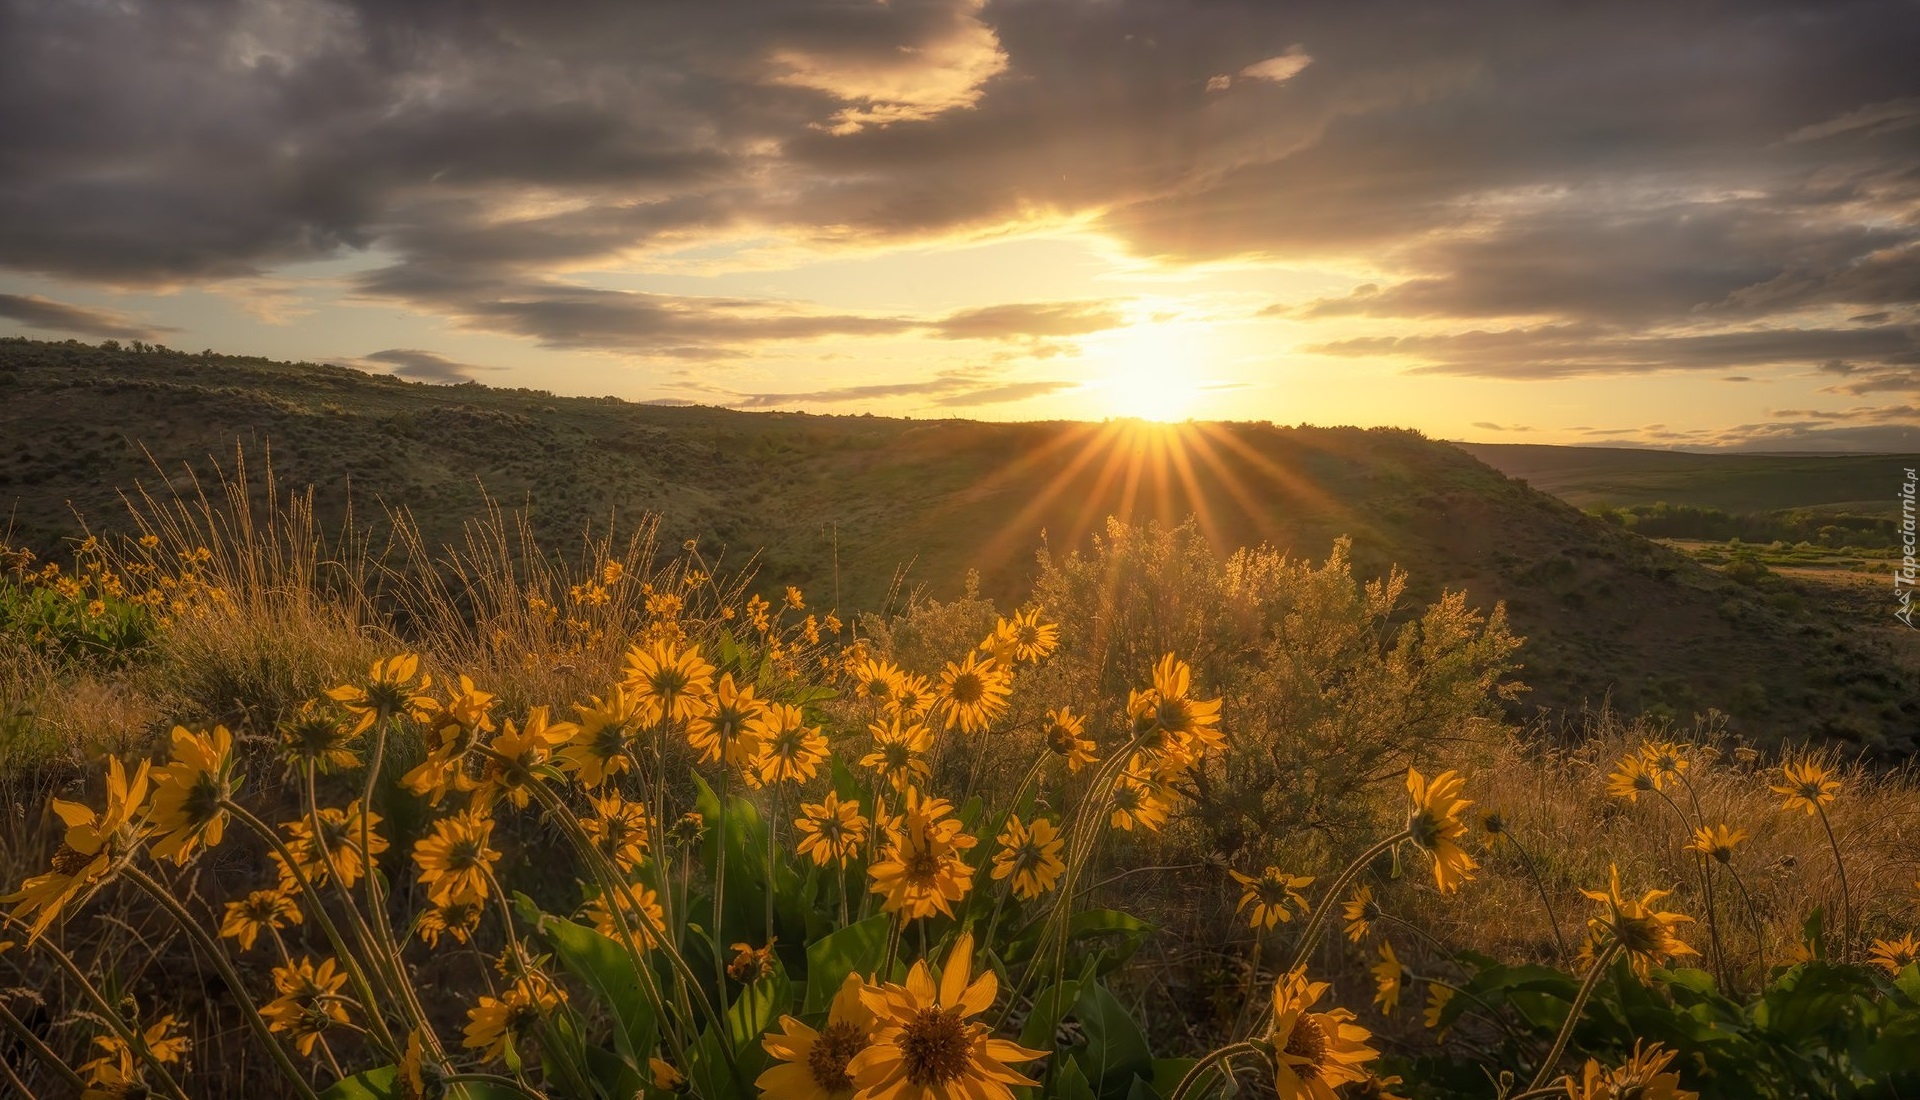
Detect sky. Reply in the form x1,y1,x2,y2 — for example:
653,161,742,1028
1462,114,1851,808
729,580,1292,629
2,0,1919,451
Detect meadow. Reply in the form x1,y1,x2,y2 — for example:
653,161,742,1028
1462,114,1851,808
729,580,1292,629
3,460,1919,1100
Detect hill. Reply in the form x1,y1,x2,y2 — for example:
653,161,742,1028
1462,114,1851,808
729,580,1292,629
1455,442,1916,514
3,336,1915,749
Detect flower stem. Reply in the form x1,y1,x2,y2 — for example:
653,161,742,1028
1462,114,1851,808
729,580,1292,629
1525,942,1622,1091
0,996,86,1091
1814,804,1853,963
1499,832,1571,965
1166,1040,1269,1100
124,865,322,1100
1286,831,1410,975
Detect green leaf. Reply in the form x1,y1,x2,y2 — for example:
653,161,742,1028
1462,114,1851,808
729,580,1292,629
686,965,793,1100
513,892,659,1064
1051,1055,1099,1100
804,913,891,1013
1072,980,1154,1099
318,1068,398,1100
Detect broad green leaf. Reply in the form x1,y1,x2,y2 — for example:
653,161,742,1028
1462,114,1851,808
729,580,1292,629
513,892,659,1064
1052,1055,1099,1100
804,913,891,1013
1072,980,1154,1099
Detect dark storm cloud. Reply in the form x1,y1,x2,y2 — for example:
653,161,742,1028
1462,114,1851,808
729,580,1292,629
1,0,1917,390
0,293,174,340
360,347,495,384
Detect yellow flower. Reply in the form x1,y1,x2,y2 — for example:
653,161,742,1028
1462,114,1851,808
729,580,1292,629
147,724,237,865
418,899,484,949
1870,933,1919,976
402,675,497,805
220,887,302,951
471,706,574,812
752,703,828,787
1639,740,1691,781
1606,753,1660,802
851,658,905,703
686,672,768,767
651,1057,688,1093
278,700,362,773
860,717,933,792
1140,653,1224,756
275,801,387,890
1423,983,1455,1032
1343,885,1381,943
1581,864,1697,977
1567,1040,1698,1100
586,883,666,948
728,940,778,983
935,650,1011,735
868,788,977,920
991,815,1067,901
564,687,648,788
325,654,430,734
1406,767,1478,894
582,792,651,873
848,932,1044,1100
785,585,806,611
4,756,150,940
795,792,870,868
759,971,873,1100
413,809,500,906
1686,825,1747,866
1042,707,1096,772
1230,866,1314,930
463,973,566,1065
261,956,351,1056
1371,941,1404,1016
1108,765,1171,833
80,1013,190,1087
622,640,715,725
1772,758,1842,816
1266,966,1379,1100
886,673,934,722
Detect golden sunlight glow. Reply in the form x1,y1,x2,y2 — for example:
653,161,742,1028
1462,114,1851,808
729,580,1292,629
1084,321,1210,421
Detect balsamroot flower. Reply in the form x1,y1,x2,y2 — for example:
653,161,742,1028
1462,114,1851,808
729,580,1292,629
418,900,483,949
261,957,351,1056
1567,1040,1698,1100
1141,653,1224,757
751,703,828,787
278,701,362,773
1343,886,1382,943
582,792,651,872
622,640,715,724
1870,933,1919,976
990,814,1066,901
1686,825,1747,865
868,788,977,920
759,972,873,1100
276,802,388,890
220,888,302,952
935,651,1010,735
1581,864,1696,977
147,724,238,865
470,706,574,812
886,673,934,722
1266,966,1379,1100
584,883,666,948
1639,740,1691,782
728,940,778,983
80,1013,189,1089
1772,758,1842,815
4,757,149,940
1405,767,1478,894
1109,764,1171,833
413,809,500,906
564,687,648,788
402,675,498,805
1423,984,1454,1033
326,654,430,734
1043,707,1096,772
848,932,1043,1100
1371,941,1404,1016
850,657,905,703
1231,866,1314,930
860,718,932,792
463,973,566,1065
983,607,1059,665
686,673,768,767
795,792,869,868
1606,754,1660,803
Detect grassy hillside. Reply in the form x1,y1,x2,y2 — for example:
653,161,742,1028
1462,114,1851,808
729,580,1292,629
1457,442,1917,513
4,336,1915,749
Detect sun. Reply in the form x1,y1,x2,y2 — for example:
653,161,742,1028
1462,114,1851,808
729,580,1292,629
1085,321,1209,421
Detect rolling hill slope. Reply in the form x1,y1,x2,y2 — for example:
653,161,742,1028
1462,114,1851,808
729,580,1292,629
3,337,1914,750
1456,442,1916,514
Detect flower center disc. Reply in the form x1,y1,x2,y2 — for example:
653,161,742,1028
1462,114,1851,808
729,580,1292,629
900,1008,970,1086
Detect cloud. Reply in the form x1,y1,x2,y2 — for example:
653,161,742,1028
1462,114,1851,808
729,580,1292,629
0,293,174,340
359,348,495,384
1469,421,1535,432
1238,47,1313,84
932,301,1126,340
691,367,1075,410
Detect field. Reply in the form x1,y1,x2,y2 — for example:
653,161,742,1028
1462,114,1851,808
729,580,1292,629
1456,443,1917,515
4,337,1920,1100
